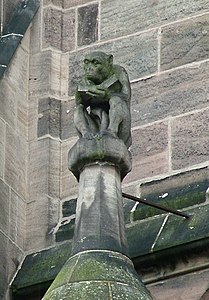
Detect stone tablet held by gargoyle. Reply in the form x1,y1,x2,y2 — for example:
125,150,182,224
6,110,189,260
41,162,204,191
74,51,132,148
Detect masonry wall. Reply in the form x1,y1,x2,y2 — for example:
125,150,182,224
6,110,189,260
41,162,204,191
2,0,209,299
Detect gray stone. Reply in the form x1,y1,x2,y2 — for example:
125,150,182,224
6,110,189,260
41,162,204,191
131,60,209,128
124,122,169,183
9,190,26,249
0,120,5,179
171,108,209,170
63,0,94,8
8,241,24,282
69,29,158,95
100,0,209,40
68,135,132,180
43,7,62,50
60,100,77,140
5,125,27,199
0,179,10,235
60,138,78,199
0,232,8,299
161,14,209,71
38,97,61,138
77,4,99,46
43,251,153,300
62,9,76,52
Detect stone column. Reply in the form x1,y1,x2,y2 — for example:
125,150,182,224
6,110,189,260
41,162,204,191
42,135,154,300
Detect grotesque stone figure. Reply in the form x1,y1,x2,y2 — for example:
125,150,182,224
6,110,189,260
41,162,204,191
74,51,132,148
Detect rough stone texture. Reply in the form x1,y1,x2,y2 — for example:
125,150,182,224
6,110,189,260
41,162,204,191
61,138,78,199
161,14,209,71
62,9,76,52
60,99,77,140
124,122,169,183
77,3,99,47
26,138,60,250
8,242,24,283
131,60,209,128
63,0,94,8
101,0,209,40
43,0,63,7
171,108,209,170
9,190,26,249
30,51,68,98
0,119,5,179
43,251,153,300
43,7,62,50
0,41,29,131
148,269,209,300
0,231,8,299
0,179,10,235
38,97,61,138
68,136,132,180
69,29,158,95
5,125,27,199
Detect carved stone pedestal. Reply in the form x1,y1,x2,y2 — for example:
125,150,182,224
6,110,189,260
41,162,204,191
42,136,153,300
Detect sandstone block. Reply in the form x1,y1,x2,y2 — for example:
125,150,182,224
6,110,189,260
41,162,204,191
61,138,78,199
43,7,62,50
62,9,76,52
0,120,5,178
124,122,169,183
5,125,27,199
0,232,8,299
63,0,94,8
101,0,209,40
9,190,26,249
60,99,77,140
0,179,10,235
171,109,209,170
131,60,209,128
161,14,209,71
38,97,61,138
77,3,98,47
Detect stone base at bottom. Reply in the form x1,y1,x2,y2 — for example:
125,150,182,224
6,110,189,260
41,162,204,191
42,250,154,300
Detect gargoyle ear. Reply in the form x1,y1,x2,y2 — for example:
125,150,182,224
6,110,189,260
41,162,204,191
108,54,113,65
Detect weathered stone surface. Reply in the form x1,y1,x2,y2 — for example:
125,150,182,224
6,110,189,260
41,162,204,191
4,0,20,26
63,0,94,8
171,109,209,170
38,97,61,138
9,190,26,249
29,138,60,198
161,14,209,71
134,168,209,220
77,4,98,47
60,100,77,140
72,164,127,255
0,120,5,179
55,219,75,242
154,205,209,251
0,179,10,235
127,216,166,258
43,0,63,7
8,242,24,282
149,269,209,300
69,136,132,180
101,0,209,40
69,30,158,95
30,51,68,98
62,9,76,52
124,122,168,183
61,138,78,199
5,126,27,199
43,7,62,50
0,232,8,299
43,251,153,300
131,60,209,128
